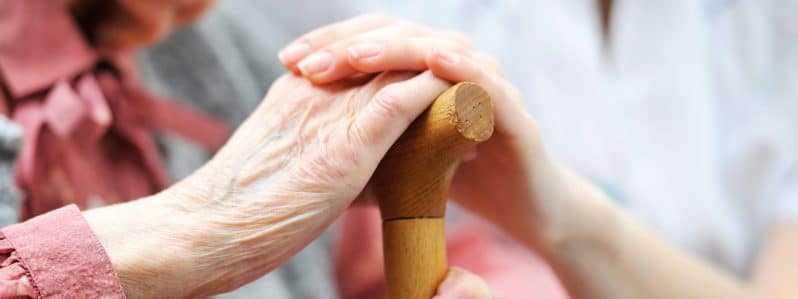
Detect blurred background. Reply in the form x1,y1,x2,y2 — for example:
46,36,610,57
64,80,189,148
1,0,796,298
137,0,798,297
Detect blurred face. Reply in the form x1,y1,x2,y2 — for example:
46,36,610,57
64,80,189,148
66,0,216,48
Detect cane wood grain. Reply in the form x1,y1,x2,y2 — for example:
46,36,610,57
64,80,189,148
373,82,494,299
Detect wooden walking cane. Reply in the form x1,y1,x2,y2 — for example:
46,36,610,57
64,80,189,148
372,82,494,299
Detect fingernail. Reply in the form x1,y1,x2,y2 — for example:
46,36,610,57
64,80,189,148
278,42,311,63
436,49,460,64
347,43,384,59
298,51,333,75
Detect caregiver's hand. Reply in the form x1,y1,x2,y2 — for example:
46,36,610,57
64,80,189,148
279,14,611,252
435,268,492,299
282,16,756,299
83,71,450,298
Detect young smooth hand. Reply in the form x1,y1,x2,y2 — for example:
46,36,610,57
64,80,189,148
278,14,610,251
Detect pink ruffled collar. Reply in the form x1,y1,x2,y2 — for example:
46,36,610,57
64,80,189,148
0,0,229,218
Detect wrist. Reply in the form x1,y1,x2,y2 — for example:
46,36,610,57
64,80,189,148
159,163,347,295
520,159,622,258
84,192,200,298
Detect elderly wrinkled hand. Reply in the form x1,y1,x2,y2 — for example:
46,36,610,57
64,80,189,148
85,71,452,298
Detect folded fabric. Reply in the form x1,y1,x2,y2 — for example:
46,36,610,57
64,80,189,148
0,0,229,219
0,205,125,298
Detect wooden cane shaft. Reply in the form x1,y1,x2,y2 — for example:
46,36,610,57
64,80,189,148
383,218,447,299
374,82,494,299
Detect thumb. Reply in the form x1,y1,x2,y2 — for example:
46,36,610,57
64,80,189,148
433,267,492,299
350,71,450,154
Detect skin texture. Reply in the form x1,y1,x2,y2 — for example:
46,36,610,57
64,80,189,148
60,2,493,297
282,14,798,299
279,14,556,249
84,71,490,298
753,225,798,299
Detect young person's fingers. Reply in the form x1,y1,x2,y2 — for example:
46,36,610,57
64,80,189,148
433,267,492,299
295,26,472,84
345,38,470,74
294,24,423,83
425,49,530,138
470,52,506,77
278,14,397,71
430,29,474,49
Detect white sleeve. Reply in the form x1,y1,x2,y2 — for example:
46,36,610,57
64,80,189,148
768,163,798,226
752,80,798,228
713,0,798,230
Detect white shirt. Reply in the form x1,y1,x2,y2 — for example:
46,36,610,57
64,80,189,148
342,0,798,276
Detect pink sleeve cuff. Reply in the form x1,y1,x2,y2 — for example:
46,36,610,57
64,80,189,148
0,205,125,298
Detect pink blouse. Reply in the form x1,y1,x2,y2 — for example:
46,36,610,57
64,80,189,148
0,205,124,298
0,0,228,220
0,0,229,297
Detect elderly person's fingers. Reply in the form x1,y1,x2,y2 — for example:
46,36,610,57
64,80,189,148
434,267,492,299
105,70,454,297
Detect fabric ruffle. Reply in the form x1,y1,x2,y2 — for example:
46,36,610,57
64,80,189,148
0,205,125,298
0,236,36,298
0,0,229,219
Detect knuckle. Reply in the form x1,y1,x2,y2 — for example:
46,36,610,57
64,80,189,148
371,85,407,120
